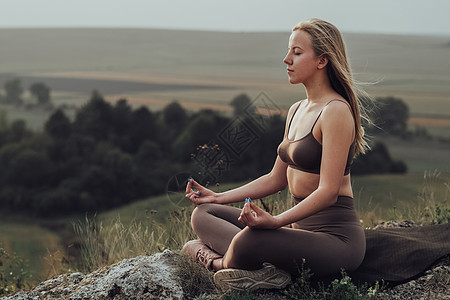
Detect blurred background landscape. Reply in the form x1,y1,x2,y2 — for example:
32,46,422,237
0,0,449,294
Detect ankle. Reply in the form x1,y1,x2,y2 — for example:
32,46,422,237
212,258,223,271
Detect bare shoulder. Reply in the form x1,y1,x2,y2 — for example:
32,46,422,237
322,100,353,120
321,100,355,133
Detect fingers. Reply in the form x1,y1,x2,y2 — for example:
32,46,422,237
192,180,202,196
185,178,193,194
185,178,201,202
250,202,263,213
239,202,255,226
186,178,202,195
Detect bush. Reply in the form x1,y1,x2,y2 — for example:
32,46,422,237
352,142,407,175
0,248,31,297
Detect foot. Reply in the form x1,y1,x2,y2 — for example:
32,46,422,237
213,263,291,292
182,239,222,271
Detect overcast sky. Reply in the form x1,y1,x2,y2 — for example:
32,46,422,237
1,0,449,36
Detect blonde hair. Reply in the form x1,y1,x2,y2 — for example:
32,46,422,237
293,18,369,155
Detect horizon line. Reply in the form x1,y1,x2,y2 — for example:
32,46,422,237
0,26,449,38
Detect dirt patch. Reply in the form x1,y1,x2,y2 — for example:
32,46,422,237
409,117,450,127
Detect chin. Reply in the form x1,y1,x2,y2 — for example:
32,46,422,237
288,78,300,84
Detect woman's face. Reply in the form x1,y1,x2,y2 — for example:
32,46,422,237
283,30,321,85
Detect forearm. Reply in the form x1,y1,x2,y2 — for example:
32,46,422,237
215,173,287,204
274,188,338,227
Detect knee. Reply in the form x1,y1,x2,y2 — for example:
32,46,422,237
225,227,264,269
229,227,263,257
190,203,218,231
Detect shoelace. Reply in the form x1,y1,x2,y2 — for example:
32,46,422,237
196,248,210,264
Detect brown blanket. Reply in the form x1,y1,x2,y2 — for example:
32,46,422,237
350,223,450,283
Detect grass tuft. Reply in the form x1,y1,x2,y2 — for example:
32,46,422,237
174,253,217,299
408,170,449,225
73,207,198,273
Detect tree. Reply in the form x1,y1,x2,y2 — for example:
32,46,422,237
6,149,51,188
3,78,23,105
172,110,226,161
29,82,51,105
230,94,255,116
73,90,113,140
372,97,409,136
352,142,407,175
162,101,188,135
110,99,132,151
128,106,158,153
111,99,132,136
45,109,72,139
9,120,31,143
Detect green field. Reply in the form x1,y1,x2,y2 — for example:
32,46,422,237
0,220,63,283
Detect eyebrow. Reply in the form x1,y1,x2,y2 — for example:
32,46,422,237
291,46,303,51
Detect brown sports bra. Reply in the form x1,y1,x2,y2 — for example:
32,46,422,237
277,100,356,175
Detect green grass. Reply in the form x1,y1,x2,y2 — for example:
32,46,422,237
352,172,449,226
0,221,64,282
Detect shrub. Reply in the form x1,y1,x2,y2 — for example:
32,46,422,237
0,248,31,296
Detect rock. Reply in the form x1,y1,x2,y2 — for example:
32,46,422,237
2,250,184,300
373,220,418,229
378,258,450,300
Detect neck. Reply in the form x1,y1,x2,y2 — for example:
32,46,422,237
303,71,336,103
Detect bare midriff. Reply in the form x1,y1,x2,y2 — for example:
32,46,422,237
286,166,353,199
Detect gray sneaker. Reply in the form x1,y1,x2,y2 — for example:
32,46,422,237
213,262,291,292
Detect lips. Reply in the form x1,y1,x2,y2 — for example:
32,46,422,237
287,69,294,72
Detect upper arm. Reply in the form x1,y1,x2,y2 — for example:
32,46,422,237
318,101,355,194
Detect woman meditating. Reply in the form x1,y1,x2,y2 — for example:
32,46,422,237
183,18,368,292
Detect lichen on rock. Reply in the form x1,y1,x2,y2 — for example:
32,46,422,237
3,250,184,300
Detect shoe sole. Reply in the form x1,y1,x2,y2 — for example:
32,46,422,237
213,264,291,292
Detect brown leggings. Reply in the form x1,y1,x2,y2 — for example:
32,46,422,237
190,196,366,276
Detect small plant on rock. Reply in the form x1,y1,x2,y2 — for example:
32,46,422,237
0,247,31,296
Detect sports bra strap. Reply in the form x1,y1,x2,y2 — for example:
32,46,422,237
310,99,352,132
285,101,303,137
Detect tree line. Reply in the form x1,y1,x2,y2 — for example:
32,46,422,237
0,78,51,107
0,85,410,216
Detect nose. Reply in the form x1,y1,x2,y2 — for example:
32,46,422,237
283,52,292,65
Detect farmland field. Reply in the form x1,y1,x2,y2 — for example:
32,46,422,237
0,29,449,116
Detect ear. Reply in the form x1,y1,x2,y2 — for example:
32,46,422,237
317,56,328,70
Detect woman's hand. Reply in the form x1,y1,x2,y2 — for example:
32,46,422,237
238,201,280,229
185,178,217,205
